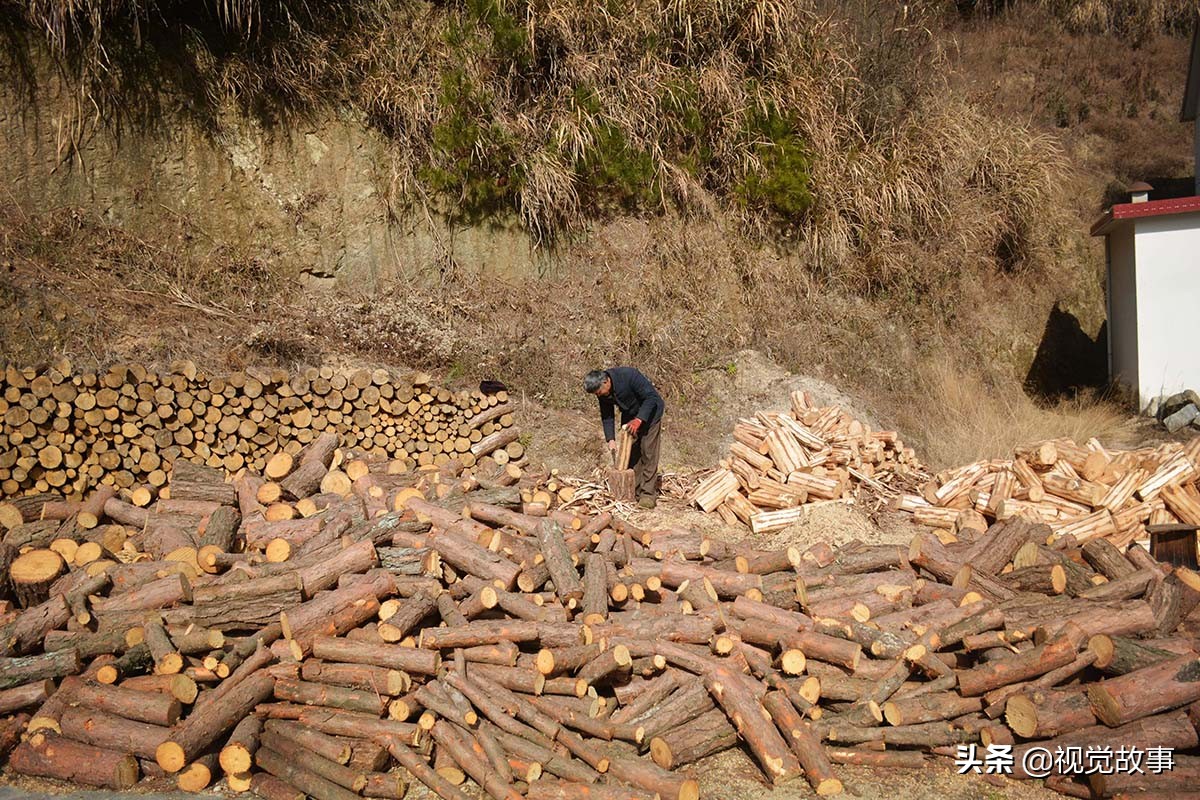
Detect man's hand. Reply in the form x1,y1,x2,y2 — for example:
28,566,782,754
624,418,643,436
608,439,618,452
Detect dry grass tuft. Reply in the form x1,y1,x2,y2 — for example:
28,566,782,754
896,361,1137,469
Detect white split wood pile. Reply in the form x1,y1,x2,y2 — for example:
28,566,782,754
690,391,921,533
893,436,1200,547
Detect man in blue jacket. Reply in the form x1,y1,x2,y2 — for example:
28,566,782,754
584,367,665,509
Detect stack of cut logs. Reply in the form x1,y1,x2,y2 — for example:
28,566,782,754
3,438,1200,799
893,436,1200,546
0,359,520,498
691,391,922,533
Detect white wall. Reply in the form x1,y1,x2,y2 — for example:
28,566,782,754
1132,211,1200,405
1195,118,1200,195
1107,225,1138,399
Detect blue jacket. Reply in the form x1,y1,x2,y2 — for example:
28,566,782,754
597,367,664,441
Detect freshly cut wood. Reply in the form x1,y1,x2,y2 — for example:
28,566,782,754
300,660,411,696
10,732,138,789
251,773,306,800
261,718,349,766
259,729,367,793
70,679,182,725
0,649,82,690
704,666,801,784
10,549,65,608
1,594,71,657
274,677,388,715
255,745,361,800
59,705,170,759
1086,654,1200,726
0,678,54,714
155,670,275,773
882,692,982,727
956,634,1079,696
649,707,737,770
1005,688,1095,738
311,636,440,675
1087,634,1180,675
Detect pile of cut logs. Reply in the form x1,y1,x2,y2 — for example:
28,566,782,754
2,440,1200,799
690,391,922,532
894,436,1200,545
0,359,519,498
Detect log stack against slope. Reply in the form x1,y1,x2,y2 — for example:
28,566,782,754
0,359,520,500
0,438,1198,799
690,390,922,532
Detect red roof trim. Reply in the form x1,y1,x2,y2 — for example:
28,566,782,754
1091,196,1200,236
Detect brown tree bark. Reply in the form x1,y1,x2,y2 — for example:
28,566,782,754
255,745,362,800
310,636,441,675
1005,688,1096,738
155,670,275,772
763,689,843,796
275,677,389,715
956,634,1078,696
704,666,802,784
1087,654,1200,726
648,707,737,770
10,732,139,789
59,705,170,759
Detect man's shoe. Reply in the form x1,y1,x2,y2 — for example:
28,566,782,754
637,496,657,510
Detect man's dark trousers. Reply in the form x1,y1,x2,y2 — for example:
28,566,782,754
631,420,661,501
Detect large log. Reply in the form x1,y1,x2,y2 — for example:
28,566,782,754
10,732,139,789
1087,654,1200,726
0,594,71,656
311,636,440,676
956,634,1079,696
762,689,843,795
155,670,276,772
70,679,182,726
59,705,170,759
0,648,81,690
648,707,737,770
704,666,802,784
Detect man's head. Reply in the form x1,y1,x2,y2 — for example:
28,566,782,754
584,370,611,397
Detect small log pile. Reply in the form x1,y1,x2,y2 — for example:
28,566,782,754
0,359,519,499
2,438,1199,798
893,436,1200,547
690,391,922,533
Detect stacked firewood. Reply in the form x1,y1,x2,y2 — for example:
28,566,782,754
690,391,923,532
0,359,519,499
3,444,1200,798
894,436,1200,546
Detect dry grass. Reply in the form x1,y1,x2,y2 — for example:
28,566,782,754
894,361,1137,469
968,0,1198,42
4,0,1069,291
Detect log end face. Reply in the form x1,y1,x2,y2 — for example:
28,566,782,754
1004,694,1037,738
219,745,252,775
649,736,673,770
816,777,844,796
780,650,806,675
155,741,186,774
1085,685,1122,728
